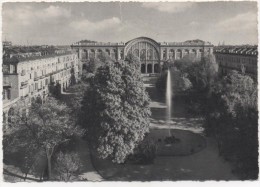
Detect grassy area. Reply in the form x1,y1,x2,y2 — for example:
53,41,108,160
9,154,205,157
147,129,206,156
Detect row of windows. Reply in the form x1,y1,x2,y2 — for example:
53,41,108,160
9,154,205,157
20,61,75,75
17,53,76,71
162,49,204,53
26,69,71,91
4,56,77,75
82,49,123,60
219,61,255,73
216,55,257,65
132,49,158,60
83,49,121,53
140,64,160,73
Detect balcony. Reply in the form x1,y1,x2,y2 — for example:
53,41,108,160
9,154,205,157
20,84,28,89
21,94,29,99
20,81,28,89
20,95,30,103
21,80,28,86
49,69,63,76
34,76,40,81
34,75,46,81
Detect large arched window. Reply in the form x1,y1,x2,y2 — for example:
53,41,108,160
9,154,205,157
163,50,167,60
140,49,146,61
125,37,160,73
83,50,88,59
133,49,139,58
154,51,159,60
97,49,102,58
147,49,153,60
190,49,197,58
111,49,117,60
120,50,124,60
169,49,174,59
154,64,160,73
197,49,203,59
125,38,159,61
183,49,189,57
141,64,146,73
90,49,95,59
176,49,182,59
147,64,152,73
105,49,110,56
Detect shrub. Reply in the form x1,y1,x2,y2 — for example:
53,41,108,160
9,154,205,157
155,73,167,93
54,152,81,181
127,140,157,165
164,136,181,144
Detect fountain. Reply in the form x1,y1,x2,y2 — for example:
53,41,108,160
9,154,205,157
152,68,206,156
163,68,181,144
166,69,172,137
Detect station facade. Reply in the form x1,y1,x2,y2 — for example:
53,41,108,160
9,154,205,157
71,37,214,74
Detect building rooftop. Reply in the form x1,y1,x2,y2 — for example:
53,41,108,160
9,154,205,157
3,45,76,63
3,51,76,64
71,38,213,47
214,46,258,56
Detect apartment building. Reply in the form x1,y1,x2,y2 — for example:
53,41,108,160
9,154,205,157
3,49,80,127
214,46,258,79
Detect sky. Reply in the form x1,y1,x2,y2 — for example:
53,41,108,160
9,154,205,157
2,1,258,46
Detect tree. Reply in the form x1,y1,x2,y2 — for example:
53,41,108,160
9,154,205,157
3,100,41,181
88,58,98,73
54,152,81,181
204,71,258,179
173,54,218,115
4,97,83,180
64,82,88,116
82,54,151,163
49,82,62,99
156,68,192,95
155,72,167,93
70,67,77,85
174,54,200,72
177,75,192,92
210,70,256,118
87,52,110,74
183,54,218,93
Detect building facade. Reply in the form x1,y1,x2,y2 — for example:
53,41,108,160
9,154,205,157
71,37,214,74
214,46,258,79
3,50,80,128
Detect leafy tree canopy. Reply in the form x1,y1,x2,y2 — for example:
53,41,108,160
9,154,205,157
4,97,83,179
82,54,151,163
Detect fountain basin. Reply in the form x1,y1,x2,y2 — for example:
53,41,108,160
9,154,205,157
146,129,206,156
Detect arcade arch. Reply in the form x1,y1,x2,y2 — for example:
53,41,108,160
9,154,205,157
125,37,160,74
